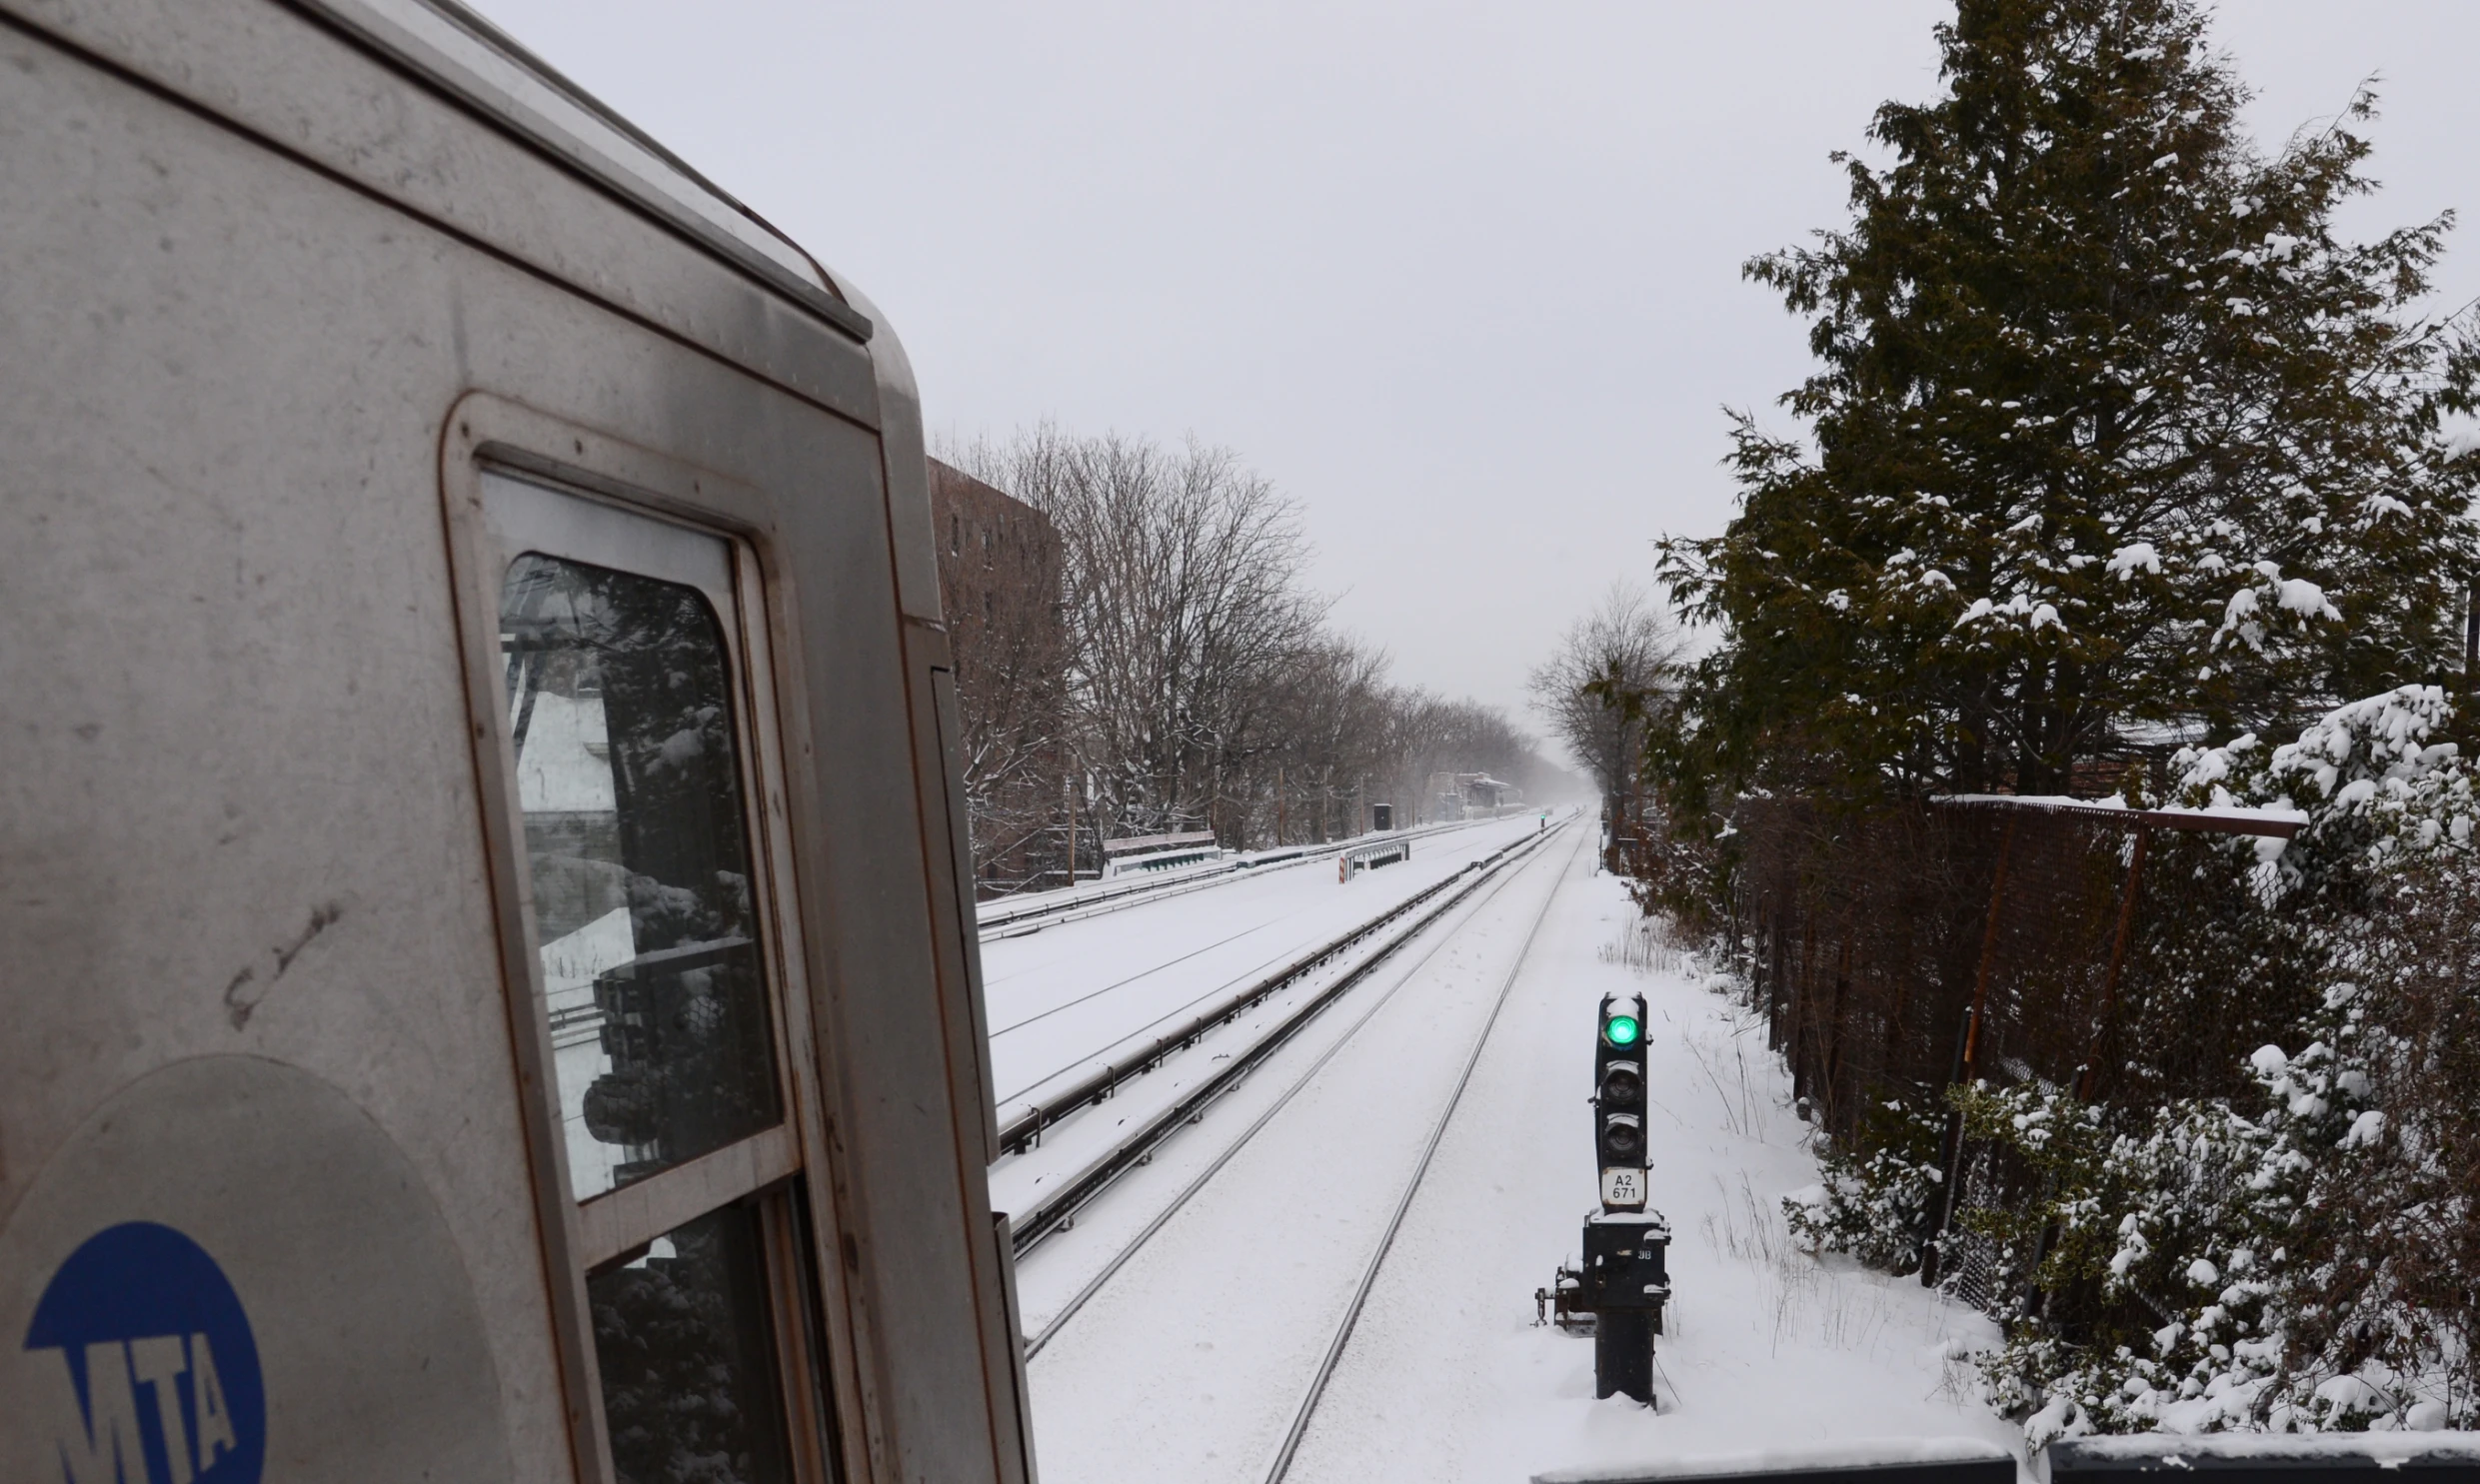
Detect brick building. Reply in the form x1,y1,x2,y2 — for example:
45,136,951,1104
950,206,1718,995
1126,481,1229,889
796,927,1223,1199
927,459,1073,896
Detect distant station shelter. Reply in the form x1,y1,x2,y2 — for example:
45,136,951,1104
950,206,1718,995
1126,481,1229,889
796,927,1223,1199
1426,771,1523,821
1101,829,1223,878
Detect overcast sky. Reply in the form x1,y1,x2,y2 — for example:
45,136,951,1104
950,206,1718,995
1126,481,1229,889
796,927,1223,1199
471,0,2480,750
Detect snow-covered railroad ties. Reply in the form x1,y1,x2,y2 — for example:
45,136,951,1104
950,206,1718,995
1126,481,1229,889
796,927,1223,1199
997,821,1584,1482
985,813,1564,1250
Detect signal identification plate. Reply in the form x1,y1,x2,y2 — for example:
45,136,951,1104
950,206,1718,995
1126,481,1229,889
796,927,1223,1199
1600,1167,1647,1207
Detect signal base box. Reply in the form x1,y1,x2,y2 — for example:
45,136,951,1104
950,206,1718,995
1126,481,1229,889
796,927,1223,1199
1580,1210,1670,1322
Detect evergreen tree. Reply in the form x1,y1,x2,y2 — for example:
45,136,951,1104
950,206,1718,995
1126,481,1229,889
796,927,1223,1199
1657,0,2480,810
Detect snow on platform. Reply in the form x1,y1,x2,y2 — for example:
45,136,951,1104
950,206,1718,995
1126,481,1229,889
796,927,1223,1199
1534,1435,2012,1484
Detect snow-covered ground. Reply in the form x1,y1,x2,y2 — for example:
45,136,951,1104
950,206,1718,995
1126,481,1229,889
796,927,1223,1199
1017,832,2018,1483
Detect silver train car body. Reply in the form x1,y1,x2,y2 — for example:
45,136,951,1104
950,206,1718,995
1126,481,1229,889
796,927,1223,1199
0,2,1036,1480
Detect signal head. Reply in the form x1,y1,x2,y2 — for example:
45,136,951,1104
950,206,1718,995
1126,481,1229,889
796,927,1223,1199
1598,1060,1644,1107
1599,992,1646,1049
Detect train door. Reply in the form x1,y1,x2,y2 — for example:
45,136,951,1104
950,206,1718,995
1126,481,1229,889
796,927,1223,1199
0,4,1031,1477
444,433,860,1484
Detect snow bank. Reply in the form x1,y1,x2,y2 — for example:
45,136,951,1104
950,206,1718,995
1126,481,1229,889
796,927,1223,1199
2050,1431,2480,1468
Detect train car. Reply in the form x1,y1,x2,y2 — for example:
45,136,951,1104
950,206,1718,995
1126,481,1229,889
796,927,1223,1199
0,2,1036,1481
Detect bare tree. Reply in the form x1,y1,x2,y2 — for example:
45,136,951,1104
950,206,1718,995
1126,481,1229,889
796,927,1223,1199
1257,637,1392,843
953,427,1322,843
941,424,1571,868
1369,689,1556,824
1527,582,1687,822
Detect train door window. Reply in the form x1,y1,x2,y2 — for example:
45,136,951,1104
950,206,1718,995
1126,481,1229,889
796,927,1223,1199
480,469,832,1484
501,543,778,1198
587,1204,793,1484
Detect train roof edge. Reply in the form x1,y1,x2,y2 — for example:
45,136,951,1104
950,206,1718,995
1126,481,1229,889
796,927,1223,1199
304,0,878,345
302,0,953,627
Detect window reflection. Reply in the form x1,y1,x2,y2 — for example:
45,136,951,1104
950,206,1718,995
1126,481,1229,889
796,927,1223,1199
589,1204,794,1484
501,551,781,1199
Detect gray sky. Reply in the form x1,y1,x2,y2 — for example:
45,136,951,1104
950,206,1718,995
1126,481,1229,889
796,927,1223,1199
472,0,2480,743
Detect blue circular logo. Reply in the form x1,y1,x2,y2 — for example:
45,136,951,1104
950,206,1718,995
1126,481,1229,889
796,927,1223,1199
24,1222,265,1484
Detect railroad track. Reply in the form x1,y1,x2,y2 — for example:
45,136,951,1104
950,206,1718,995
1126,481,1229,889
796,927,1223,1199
994,819,1560,1157
1257,824,1583,1484
1011,820,1582,1408
998,820,1569,1263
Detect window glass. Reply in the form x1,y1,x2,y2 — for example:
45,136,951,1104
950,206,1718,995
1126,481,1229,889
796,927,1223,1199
589,1204,795,1484
501,550,781,1200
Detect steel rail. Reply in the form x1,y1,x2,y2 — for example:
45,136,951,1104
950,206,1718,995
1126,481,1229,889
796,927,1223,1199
1017,827,1569,1358
1003,823,1569,1257
1261,825,1584,1484
996,820,1558,1156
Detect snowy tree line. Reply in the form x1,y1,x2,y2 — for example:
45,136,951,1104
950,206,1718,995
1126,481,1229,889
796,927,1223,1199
937,427,1559,891
1612,0,2480,1444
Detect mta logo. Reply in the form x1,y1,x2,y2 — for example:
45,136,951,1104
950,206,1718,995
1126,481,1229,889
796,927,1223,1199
25,1223,264,1484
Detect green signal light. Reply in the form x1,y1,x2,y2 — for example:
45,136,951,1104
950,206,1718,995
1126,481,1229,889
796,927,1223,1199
1603,1014,1642,1047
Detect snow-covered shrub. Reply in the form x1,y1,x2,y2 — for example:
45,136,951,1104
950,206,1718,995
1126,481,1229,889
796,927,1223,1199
1958,1069,2319,1438
1956,686,2480,1441
1964,993,2473,1437
1784,1103,1948,1275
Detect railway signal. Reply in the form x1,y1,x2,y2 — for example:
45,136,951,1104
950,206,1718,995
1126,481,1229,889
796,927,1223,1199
1594,993,1648,1211
1576,992,1667,1403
